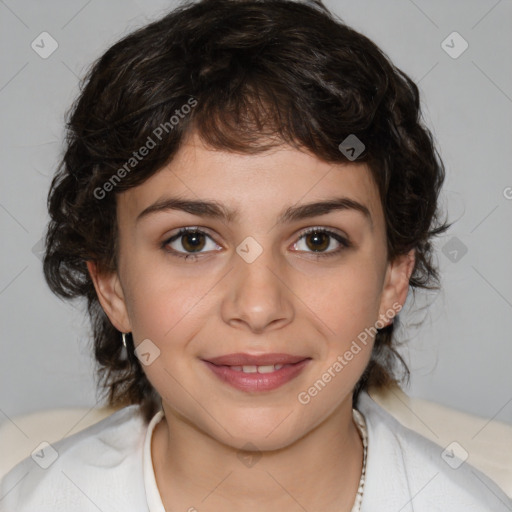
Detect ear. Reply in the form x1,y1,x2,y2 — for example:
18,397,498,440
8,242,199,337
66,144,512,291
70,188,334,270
378,249,415,325
86,260,132,333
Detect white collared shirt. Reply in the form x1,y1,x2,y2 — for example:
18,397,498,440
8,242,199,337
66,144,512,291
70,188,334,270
1,392,510,511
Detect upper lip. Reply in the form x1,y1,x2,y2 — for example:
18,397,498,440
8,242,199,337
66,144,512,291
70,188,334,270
203,353,310,366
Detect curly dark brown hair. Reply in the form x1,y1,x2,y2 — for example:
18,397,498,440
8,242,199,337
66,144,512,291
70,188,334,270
43,0,450,422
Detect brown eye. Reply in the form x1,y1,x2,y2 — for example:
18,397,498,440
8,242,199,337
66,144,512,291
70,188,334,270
293,228,350,258
304,231,330,252
163,228,221,259
180,230,206,252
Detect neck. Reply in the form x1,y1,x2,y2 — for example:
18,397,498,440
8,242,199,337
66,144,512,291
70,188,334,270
151,399,364,512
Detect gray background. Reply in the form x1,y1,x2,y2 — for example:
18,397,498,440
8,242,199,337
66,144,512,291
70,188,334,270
1,0,511,425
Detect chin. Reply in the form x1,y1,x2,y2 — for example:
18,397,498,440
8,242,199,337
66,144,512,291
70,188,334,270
228,429,304,454
210,408,310,452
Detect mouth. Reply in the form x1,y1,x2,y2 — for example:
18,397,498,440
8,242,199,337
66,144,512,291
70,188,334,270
201,353,311,392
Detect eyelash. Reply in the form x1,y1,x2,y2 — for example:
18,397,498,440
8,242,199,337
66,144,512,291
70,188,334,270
161,226,351,261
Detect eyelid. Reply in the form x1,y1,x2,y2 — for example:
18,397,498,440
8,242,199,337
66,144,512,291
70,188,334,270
291,226,351,256
161,226,221,250
295,225,349,241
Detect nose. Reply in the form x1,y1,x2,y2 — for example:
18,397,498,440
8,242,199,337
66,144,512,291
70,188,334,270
220,246,294,334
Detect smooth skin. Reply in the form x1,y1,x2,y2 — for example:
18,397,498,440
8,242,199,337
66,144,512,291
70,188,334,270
88,130,415,512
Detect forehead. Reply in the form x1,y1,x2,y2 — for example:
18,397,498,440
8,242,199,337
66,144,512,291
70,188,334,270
118,131,384,230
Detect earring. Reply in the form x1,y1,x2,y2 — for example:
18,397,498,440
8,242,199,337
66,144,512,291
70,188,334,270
122,332,129,348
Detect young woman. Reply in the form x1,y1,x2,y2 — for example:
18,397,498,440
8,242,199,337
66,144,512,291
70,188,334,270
1,0,510,510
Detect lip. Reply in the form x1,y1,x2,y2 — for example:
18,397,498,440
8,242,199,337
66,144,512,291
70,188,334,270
203,353,308,366
202,353,311,392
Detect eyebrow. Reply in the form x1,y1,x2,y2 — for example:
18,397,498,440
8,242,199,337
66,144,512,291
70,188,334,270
136,196,373,229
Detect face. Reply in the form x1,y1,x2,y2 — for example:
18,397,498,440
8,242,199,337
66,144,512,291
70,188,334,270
89,131,413,451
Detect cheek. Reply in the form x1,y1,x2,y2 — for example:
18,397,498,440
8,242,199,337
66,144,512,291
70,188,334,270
294,272,378,415
305,259,383,336
128,291,204,350
121,253,214,341
298,256,382,384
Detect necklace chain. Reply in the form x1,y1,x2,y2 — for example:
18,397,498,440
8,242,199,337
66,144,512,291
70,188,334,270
350,409,368,512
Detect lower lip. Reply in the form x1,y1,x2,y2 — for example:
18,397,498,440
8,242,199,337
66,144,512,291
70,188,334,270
203,359,311,392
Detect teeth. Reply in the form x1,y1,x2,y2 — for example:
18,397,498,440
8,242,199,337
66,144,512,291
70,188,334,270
228,364,287,373
257,365,275,374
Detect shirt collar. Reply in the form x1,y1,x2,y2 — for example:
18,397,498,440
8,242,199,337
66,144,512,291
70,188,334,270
143,408,166,512
356,391,415,511
142,392,416,512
